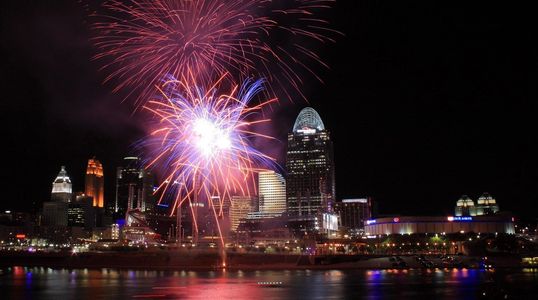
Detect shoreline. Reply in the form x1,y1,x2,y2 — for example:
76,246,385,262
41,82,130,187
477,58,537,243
0,250,530,271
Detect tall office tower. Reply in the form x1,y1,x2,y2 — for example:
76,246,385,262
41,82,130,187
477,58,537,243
115,157,141,219
114,157,155,220
258,171,286,214
85,157,104,207
42,202,68,226
51,166,72,203
43,166,72,226
335,198,372,234
286,107,335,217
141,170,155,213
68,194,96,228
230,196,258,232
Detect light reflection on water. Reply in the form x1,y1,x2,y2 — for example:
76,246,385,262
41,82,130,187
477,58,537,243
2,267,538,299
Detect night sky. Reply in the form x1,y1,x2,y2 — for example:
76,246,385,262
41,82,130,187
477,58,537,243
1,1,537,218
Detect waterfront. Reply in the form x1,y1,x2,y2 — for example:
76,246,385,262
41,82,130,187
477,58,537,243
2,267,538,299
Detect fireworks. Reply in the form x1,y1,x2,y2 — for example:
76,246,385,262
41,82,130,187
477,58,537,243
92,0,337,104
90,0,338,252
142,73,276,245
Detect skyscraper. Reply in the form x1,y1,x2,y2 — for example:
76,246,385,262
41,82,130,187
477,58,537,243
114,157,154,220
68,193,95,228
286,107,335,217
43,166,72,226
85,157,104,207
51,166,72,203
258,170,286,214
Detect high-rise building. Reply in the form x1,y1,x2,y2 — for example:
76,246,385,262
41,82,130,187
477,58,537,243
68,194,95,228
85,157,104,207
43,202,68,226
230,196,258,232
114,157,154,220
335,198,372,234
258,171,286,214
51,166,72,203
43,166,72,226
286,107,335,219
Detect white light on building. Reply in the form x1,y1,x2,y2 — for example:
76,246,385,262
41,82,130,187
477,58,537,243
258,170,286,214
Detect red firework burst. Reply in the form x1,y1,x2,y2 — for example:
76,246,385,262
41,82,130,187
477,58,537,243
91,0,338,105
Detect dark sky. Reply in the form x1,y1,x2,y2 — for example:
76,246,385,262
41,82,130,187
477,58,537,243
1,1,537,218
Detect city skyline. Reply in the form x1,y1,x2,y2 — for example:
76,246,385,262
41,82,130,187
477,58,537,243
1,1,537,219
1,2,538,298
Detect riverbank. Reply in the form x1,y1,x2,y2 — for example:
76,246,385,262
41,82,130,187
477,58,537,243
0,250,526,270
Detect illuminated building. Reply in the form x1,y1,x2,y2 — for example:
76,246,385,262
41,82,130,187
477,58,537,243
258,170,286,214
43,166,72,226
51,166,72,203
363,215,515,235
123,209,160,243
335,198,372,233
114,157,155,221
475,192,500,215
111,223,120,240
455,195,477,216
85,157,104,207
230,196,258,232
68,194,95,228
455,193,500,217
210,195,231,219
286,107,335,233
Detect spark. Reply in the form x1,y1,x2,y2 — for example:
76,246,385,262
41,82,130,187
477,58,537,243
142,72,276,247
92,0,338,104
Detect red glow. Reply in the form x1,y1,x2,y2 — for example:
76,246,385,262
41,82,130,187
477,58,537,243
15,234,26,239
92,0,337,105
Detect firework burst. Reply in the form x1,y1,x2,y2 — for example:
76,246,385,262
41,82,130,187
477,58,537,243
142,72,276,246
92,0,338,104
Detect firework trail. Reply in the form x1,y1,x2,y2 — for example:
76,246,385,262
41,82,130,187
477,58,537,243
142,72,276,246
92,0,338,105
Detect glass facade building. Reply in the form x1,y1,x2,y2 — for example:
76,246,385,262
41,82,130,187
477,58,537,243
230,196,258,232
335,198,372,233
286,107,335,217
114,157,154,221
258,171,286,214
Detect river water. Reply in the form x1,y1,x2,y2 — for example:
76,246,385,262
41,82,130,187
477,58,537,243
2,266,537,299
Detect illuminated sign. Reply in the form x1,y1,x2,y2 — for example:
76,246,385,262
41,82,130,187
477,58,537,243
393,217,400,223
297,128,316,134
366,219,376,225
342,198,368,203
447,216,472,221
15,234,26,239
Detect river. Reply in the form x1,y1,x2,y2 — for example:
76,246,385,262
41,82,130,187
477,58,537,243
2,266,537,299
